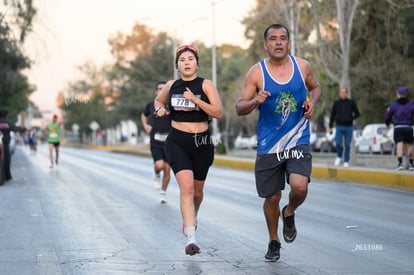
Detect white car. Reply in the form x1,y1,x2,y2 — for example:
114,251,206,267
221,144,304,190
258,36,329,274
355,123,392,154
0,132,4,184
234,134,251,149
320,129,336,152
234,134,258,150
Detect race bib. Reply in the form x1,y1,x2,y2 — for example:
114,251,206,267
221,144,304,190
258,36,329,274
171,94,200,111
49,133,58,138
154,132,168,142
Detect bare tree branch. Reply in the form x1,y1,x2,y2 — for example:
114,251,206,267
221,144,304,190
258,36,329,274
310,0,339,83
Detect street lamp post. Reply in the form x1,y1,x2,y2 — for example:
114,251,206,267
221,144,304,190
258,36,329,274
211,0,217,86
210,0,219,140
173,37,179,79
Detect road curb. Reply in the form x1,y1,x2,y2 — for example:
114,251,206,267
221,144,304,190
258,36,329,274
310,166,414,191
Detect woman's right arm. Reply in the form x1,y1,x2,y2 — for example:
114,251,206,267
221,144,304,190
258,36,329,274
154,80,173,117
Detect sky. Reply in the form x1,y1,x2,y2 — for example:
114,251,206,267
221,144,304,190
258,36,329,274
25,0,255,113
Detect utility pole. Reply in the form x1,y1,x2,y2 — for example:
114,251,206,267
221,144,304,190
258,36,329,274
210,0,219,140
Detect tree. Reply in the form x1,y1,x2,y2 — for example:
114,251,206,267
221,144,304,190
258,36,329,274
215,46,254,149
109,32,174,125
241,0,414,127
309,0,414,125
108,22,164,67
61,62,118,139
350,1,414,124
311,0,359,97
0,0,37,121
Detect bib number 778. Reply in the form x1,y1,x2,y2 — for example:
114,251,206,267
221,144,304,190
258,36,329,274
171,94,199,111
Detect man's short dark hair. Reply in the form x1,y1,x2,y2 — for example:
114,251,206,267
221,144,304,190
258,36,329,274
155,81,166,90
264,24,290,40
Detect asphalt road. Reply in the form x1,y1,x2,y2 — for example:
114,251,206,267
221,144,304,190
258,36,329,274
1,145,413,274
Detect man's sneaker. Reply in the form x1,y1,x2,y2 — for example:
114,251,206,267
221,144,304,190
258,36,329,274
334,157,341,166
343,162,350,168
282,205,297,243
185,241,200,256
160,192,167,204
397,164,404,171
265,240,281,261
153,175,161,189
409,164,414,171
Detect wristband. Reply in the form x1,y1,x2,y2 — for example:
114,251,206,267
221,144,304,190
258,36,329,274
155,106,162,113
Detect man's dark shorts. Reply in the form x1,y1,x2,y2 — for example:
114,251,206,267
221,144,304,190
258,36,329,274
150,142,167,162
49,142,60,147
254,144,312,198
394,127,413,144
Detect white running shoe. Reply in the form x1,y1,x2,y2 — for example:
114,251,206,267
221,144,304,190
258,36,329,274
334,157,341,166
343,162,350,168
160,191,167,204
153,175,161,190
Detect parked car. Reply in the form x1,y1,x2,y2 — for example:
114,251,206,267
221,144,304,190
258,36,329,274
355,123,392,154
249,135,258,149
234,133,258,150
234,134,252,149
320,129,336,153
0,132,4,185
310,132,326,152
380,127,395,154
353,129,362,143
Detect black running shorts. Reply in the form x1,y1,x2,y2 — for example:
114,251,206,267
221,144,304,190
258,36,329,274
254,144,312,198
394,127,413,144
165,128,214,181
48,142,60,147
150,145,167,163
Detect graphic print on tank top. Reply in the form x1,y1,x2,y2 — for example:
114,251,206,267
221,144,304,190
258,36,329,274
274,91,298,129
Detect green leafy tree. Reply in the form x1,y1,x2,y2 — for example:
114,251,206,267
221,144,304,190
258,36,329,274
60,62,117,140
217,47,256,145
350,0,414,124
240,0,414,129
0,0,36,121
109,32,174,127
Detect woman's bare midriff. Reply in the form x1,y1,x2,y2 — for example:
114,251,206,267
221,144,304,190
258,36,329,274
172,121,209,133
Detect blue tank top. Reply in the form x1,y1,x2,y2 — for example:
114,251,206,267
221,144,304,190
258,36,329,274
257,55,310,154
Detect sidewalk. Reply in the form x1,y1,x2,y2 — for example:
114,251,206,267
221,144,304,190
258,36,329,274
88,145,414,192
